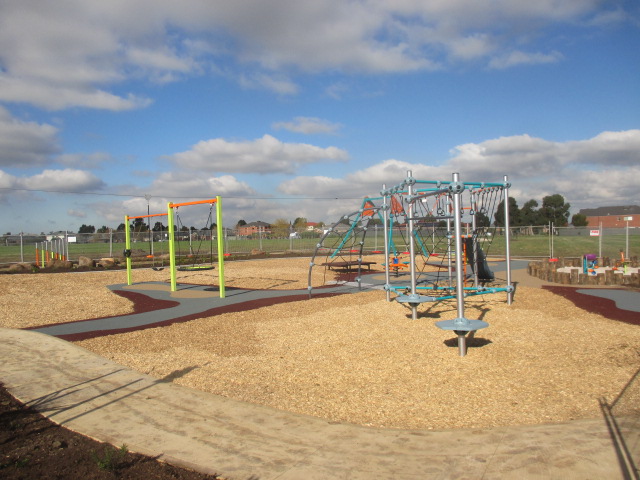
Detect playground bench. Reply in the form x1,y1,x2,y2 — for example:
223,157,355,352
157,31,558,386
322,261,377,272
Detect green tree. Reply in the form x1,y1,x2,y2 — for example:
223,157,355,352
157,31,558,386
116,223,125,232
571,213,588,227
539,194,571,226
131,217,148,232
474,211,491,228
271,218,290,238
96,225,109,233
293,217,307,229
519,199,541,226
78,224,95,234
152,221,165,231
236,219,247,227
494,197,520,227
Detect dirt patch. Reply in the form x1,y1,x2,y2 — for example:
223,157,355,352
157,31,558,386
0,383,219,479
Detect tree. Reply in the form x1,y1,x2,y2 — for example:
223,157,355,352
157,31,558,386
494,197,520,227
474,211,491,228
96,226,110,233
116,223,126,232
78,224,95,234
519,200,540,226
236,219,247,227
293,217,307,230
152,221,165,231
131,217,148,232
571,213,588,227
271,218,290,238
539,194,570,226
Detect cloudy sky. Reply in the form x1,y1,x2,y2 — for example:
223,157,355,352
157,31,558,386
1,0,639,233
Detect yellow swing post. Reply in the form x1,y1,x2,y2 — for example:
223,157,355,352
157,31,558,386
215,196,225,298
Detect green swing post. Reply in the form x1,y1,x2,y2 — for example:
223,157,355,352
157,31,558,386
168,201,178,291
215,195,225,298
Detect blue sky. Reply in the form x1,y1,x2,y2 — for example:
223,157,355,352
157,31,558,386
1,0,639,233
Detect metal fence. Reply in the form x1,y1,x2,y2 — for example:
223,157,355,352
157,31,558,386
1,225,638,265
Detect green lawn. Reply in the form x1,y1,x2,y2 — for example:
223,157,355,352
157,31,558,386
1,232,638,264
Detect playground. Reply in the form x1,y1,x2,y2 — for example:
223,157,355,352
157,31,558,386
1,172,639,477
1,255,639,431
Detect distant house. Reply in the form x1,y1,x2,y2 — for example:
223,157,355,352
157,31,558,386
306,222,320,231
578,205,640,228
236,221,271,236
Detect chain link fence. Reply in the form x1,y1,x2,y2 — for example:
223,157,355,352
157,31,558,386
1,225,638,265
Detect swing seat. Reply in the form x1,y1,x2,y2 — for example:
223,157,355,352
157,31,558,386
178,265,215,271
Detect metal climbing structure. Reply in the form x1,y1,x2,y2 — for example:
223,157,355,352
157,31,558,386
308,170,514,357
308,197,383,294
385,171,513,356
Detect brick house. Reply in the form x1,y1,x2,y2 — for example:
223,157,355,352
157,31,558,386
236,221,271,236
578,205,640,228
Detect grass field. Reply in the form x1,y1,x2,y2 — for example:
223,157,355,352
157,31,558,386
1,230,638,264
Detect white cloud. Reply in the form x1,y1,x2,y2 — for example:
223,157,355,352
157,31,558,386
168,134,349,174
21,169,106,192
0,168,105,196
278,159,445,198
0,107,60,167
272,117,342,135
488,50,563,69
278,130,640,213
0,76,153,111
67,209,87,219
0,1,621,110
238,73,299,95
94,171,262,227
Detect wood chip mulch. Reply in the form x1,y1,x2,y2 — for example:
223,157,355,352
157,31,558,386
1,258,639,431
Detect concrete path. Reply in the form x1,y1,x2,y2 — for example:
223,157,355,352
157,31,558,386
0,327,628,480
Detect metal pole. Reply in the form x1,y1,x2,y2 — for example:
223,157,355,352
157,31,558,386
382,184,391,302
626,220,629,260
145,194,152,257
374,224,378,251
19,232,24,263
598,222,602,259
503,176,513,304
470,190,478,288
452,173,467,355
446,196,453,289
407,171,418,320
125,216,133,285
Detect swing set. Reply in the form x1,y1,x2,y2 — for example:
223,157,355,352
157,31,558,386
124,196,225,298
124,211,168,284
168,197,225,296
